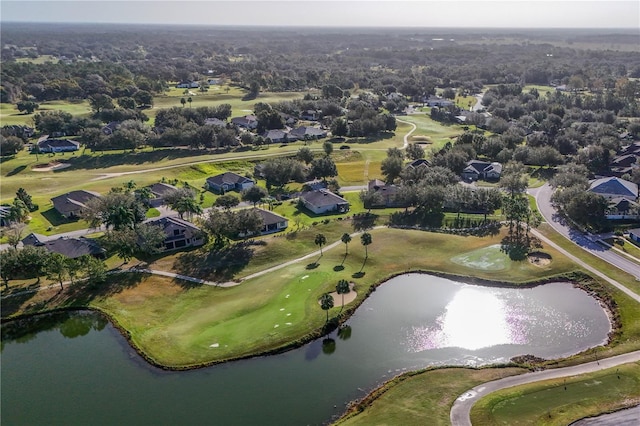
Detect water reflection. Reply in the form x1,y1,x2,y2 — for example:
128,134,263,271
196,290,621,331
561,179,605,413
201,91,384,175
407,286,527,352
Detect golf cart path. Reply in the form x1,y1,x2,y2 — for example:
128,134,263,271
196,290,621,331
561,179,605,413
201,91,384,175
1,227,384,299
450,350,640,426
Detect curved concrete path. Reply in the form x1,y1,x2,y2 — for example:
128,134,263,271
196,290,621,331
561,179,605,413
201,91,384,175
450,351,640,426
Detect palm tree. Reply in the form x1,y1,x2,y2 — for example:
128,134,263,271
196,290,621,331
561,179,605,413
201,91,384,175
361,232,372,259
315,233,326,255
335,279,350,311
180,97,186,107
123,180,137,194
174,197,203,220
187,96,193,108
341,233,351,256
320,293,334,323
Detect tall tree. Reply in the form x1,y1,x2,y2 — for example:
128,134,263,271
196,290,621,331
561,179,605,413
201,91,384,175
2,223,25,249
0,248,19,289
341,233,352,255
8,198,29,223
323,141,334,157
320,293,334,323
180,97,186,108
296,146,314,164
103,229,138,263
381,155,403,184
214,194,240,210
361,232,372,259
241,185,268,207
46,252,68,290
16,188,38,212
315,233,327,255
335,279,350,311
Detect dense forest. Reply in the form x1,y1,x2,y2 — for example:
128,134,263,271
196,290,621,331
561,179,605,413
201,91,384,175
1,24,639,235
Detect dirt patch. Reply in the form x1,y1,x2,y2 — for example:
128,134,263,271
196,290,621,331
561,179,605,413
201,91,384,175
528,251,552,267
32,161,71,172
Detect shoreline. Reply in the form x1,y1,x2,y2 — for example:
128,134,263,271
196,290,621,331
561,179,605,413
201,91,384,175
1,270,620,372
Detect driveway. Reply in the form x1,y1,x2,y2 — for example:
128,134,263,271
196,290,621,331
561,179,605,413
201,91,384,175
529,183,640,281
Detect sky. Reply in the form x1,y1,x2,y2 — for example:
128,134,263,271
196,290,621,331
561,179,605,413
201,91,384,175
1,0,639,28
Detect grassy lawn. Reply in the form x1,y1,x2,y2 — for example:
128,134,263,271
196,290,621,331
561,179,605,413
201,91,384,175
399,113,464,150
2,227,579,367
470,362,640,425
335,367,527,426
0,100,92,126
149,87,308,124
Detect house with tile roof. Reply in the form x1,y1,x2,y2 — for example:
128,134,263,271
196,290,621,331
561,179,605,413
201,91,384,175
51,190,101,219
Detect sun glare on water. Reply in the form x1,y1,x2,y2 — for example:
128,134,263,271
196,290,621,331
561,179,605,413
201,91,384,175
407,286,528,352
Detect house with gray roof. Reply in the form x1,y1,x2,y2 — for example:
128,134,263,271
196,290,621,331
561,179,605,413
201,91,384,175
289,126,327,140
38,138,80,153
367,179,402,208
145,217,205,251
22,233,105,259
51,190,101,219
204,117,227,127
588,177,638,200
248,208,289,235
231,115,258,130
461,160,502,182
262,129,289,143
300,189,349,215
146,182,179,207
205,172,255,193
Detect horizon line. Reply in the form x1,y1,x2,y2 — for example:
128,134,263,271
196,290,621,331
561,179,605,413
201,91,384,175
2,21,639,31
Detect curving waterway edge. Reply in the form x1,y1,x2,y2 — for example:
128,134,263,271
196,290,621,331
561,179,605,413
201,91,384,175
1,270,620,372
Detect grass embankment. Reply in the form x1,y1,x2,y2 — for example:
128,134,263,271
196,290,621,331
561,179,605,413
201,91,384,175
335,367,526,426
2,227,576,368
470,362,640,425
330,222,640,425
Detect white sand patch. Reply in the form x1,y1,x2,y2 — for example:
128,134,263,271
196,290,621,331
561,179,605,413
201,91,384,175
301,275,309,280
242,109,253,112
274,324,279,328
286,313,291,316
285,322,292,326
33,163,72,172
209,343,219,348
285,294,290,298
280,308,285,311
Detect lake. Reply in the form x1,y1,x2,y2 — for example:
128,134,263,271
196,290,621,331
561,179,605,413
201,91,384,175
1,274,611,425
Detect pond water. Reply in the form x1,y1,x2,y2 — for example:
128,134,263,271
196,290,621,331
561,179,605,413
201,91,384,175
1,274,610,425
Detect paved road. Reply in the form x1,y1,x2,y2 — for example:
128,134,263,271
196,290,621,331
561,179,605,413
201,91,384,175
529,184,640,281
570,405,640,426
450,351,640,426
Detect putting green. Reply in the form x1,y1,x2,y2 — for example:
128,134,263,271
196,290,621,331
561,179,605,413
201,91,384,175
450,244,510,271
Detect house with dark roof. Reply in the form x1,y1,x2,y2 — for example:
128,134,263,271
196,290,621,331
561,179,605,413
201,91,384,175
424,96,454,107
300,110,322,121
145,217,205,251
231,115,258,130
146,182,178,207
588,177,638,200
101,121,120,135
367,179,402,208
176,81,199,89
22,233,105,259
405,158,431,170
461,160,503,182
605,197,639,220
38,138,80,153
205,172,255,193
262,129,289,143
630,228,640,244
254,208,288,235
289,126,327,140
300,189,349,215
0,206,12,227
51,190,101,219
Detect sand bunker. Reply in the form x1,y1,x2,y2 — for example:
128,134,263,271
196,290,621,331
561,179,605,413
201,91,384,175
528,251,552,267
32,162,71,172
